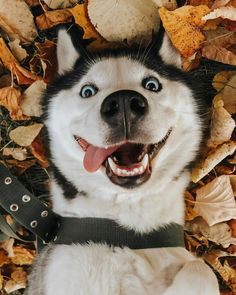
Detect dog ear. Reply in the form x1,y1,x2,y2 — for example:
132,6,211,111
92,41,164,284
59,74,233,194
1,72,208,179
158,32,181,68
57,29,80,75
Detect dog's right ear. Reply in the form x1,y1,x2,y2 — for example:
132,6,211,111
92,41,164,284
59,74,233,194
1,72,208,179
57,29,80,75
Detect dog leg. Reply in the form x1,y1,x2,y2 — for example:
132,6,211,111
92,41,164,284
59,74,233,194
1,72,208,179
162,260,219,295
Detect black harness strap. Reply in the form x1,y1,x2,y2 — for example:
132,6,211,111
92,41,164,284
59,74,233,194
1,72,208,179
0,164,185,249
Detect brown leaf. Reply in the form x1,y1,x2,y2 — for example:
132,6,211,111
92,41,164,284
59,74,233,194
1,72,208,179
3,147,28,161
11,246,35,265
0,87,29,120
30,134,49,168
0,37,42,85
36,40,58,83
202,45,236,65
229,220,236,238
222,74,236,114
36,9,73,30
44,0,77,9
8,39,27,62
9,123,44,147
11,267,27,285
0,249,10,267
159,5,210,57
0,0,37,44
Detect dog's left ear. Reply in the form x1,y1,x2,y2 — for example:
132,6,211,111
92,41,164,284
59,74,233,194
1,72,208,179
158,33,181,68
57,29,80,75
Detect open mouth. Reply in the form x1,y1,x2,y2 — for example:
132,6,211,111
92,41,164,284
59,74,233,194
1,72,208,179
74,128,172,188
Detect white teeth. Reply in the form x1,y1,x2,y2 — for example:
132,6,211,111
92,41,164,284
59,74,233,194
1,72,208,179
141,154,148,169
107,154,149,178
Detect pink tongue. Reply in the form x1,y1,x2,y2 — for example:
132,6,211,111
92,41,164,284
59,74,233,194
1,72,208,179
83,144,119,172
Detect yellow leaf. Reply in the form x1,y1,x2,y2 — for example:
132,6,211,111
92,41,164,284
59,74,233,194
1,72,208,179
11,246,35,265
159,5,210,57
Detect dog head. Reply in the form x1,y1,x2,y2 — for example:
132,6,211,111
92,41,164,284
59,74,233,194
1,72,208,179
43,29,203,198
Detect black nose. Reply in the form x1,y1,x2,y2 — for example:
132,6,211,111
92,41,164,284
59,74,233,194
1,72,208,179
101,90,148,131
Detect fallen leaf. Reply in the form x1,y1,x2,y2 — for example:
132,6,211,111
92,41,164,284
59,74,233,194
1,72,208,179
36,40,58,83
36,9,73,30
211,0,234,9
0,249,10,267
188,0,214,6
20,80,46,117
0,273,3,290
9,124,44,147
159,5,210,57
0,87,29,120
192,141,236,182
207,96,235,147
30,134,49,168
11,246,35,265
186,217,236,247
0,74,12,88
202,45,236,65
215,165,235,175
87,0,161,44
1,238,15,258
212,71,235,92
0,0,37,44
11,267,27,284
24,0,40,6
3,147,28,161
203,28,236,48
229,219,236,237
230,175,236,196
4,279,26,293
222,74,236,114
203,7,236,21
8,39,27,62
194,175,236,226
0,38,42,85
44,0,78,9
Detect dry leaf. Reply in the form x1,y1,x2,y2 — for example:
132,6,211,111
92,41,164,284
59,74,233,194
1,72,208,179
8,39,27,62
203,7,236,21
0,38,41,85
0,74,12,88
24,0,40,6
222,74,236,114
0,87,29,120
0,0,37,44
68,3,107,49
11,246,35,265
212,71,235,92
159,5,210,57
205,252,236,293
194,175,236,226
9,124,44,147
36,9,73,30
229,219,236,237
4,279,26,293
207,96,235,147
202,45,236,65
3,147,28,161
230,175,236,196
192,141,236,182
186,217,236,247
153,0,177,10
44,0,77,9
211,0,232,9
0,249,10,267
1,238,15,258
11,267,27,284
203,28,236,48
87,0,161,44
215,165,235,175
30,134,49,168
188,0,214,6
0,273,3,290
36,40,58,83
20,80,46,117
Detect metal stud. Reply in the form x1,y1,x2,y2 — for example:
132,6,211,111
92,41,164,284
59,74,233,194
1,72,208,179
22,194,31,202
10,204,18,212
41,210,48,218
30,220,38,228
53,235,58,241
4,177,12,185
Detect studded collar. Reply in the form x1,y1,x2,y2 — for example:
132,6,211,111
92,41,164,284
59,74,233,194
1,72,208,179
0,164,185,249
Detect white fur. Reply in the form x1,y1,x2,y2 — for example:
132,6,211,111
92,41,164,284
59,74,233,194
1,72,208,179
26,31,219,295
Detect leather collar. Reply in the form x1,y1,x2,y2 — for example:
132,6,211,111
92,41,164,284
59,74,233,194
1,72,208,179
0,164,185,249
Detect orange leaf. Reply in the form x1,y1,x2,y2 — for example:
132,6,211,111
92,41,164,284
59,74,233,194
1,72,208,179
11,246,35,265
159,5,210,57
0,37,41,85
31,134,49,168
228,219,236,238
0,249,10,267
202,45,236,65
0,87,29,120
36,9,73,30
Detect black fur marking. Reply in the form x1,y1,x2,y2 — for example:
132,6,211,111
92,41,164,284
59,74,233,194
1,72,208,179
50,162,87,199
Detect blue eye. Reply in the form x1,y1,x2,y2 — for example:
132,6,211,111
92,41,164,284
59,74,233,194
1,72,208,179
142,77,161,92
80,85,98,98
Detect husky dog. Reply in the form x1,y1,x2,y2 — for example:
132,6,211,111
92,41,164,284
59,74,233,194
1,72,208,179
26,29,219,295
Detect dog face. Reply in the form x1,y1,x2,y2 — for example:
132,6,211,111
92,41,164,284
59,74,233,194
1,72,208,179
44,30,203,196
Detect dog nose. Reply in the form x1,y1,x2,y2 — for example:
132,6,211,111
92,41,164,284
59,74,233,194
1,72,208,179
101,90,148,128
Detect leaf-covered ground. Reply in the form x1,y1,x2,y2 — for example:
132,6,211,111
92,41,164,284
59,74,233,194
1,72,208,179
0,0,235,294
